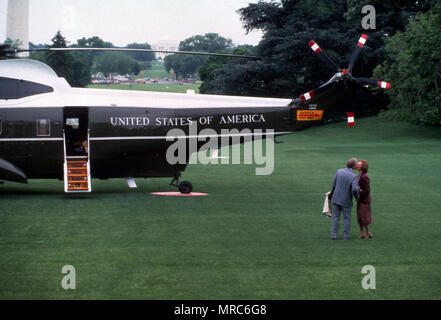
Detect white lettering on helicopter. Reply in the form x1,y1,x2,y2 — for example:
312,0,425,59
110,114,266,127
166,121,274,176
219,114,265,124
110,117,150,126
155,117,193,126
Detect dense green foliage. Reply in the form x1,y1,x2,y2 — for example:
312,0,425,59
71,36,114,71
92,52,140,76
124,42,155,70
29,33,154,87
199,0,438,123
4,37,23,50
202,1,362,97
164,33,233,79
374,5,441,126
44,31,91,87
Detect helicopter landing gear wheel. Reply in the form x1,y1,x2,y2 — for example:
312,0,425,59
169,173,193,194
178,181,193,194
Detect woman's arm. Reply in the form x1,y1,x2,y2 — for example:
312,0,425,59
359,175,370,196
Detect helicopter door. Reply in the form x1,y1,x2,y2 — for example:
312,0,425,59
63,107,91,193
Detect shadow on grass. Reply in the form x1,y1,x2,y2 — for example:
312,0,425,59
0,178,193,199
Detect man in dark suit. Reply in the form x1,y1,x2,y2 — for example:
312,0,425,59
329,158,360,240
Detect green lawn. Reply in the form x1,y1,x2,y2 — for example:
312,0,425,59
88,82,200,94
139,60,173,79
88,60,201,93
1,117,441,299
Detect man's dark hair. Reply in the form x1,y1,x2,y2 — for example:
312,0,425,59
346,158,358,168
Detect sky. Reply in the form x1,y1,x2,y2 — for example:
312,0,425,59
0,0,265,47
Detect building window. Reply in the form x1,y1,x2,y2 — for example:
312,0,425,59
37,119,51,136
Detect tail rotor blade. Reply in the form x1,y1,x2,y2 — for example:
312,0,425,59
308,40,340,72
348,34,368,73
356,77,391,89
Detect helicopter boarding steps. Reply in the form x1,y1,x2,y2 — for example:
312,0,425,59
63,130,92,193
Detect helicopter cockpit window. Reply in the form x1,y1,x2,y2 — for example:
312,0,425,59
0,77,54,100
36,119,51,136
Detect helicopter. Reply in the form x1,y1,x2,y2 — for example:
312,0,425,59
0,34,390,194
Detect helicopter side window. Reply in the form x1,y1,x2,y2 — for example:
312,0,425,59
66,118,79,129
0,77,54,100
36,119,51,136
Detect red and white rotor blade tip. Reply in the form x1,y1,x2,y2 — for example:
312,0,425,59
308,40,322,54
378,81,391,89
308,40,340,71
300,90,315,101
347,112,355,127
357,34,368,48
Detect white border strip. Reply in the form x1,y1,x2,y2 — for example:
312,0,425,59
90,132,292,141
0,137,63,141
0,131,292,142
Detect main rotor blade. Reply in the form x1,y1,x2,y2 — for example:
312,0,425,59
6,47,267,60
299,81,335,102
356,77,391,89
308,40,340,72
348,34,368,73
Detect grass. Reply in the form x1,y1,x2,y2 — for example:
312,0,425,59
1,117,441,299
87,82,200,94
88,61,200,93
139,60,173,79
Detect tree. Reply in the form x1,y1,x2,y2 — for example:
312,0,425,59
201,0,437,120
199,47,255,94
125,42,155,62
164,54,206,79
198,52,229,86
212,0,354,98
344,0,436,76
44,31,91,87
374,5,441,126
124,42,155,71
45,31,73,80
164,33,233,79
72,36,114,69
2,38,24,61
4,38,23,50
29,42,48,64
93,51,140,76
179,33,233,52
70,52,92,87
75,36,114,48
